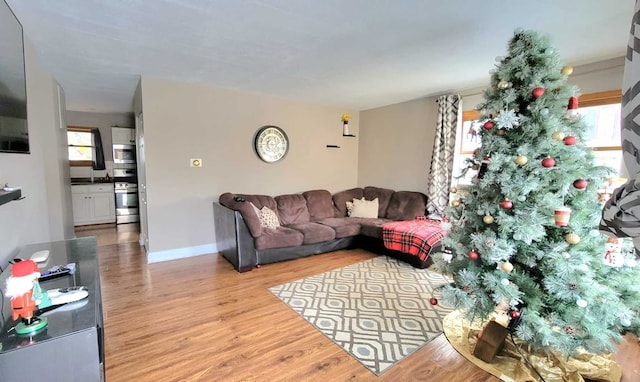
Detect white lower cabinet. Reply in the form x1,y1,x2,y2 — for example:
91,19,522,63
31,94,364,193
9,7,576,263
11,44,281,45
72,184,116,225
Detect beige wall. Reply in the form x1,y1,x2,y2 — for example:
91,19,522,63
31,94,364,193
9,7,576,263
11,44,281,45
358,96,438,194
0,38,72,268
139,76,358,257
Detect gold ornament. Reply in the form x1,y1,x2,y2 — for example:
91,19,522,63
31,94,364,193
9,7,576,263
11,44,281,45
514,155,528,166
496,129,505,136
561,66,574,76
483,215,494,224
565,232,581,245
450,186,458,194
501,262,514,272
552,130,565,141
451,199,461,208
498,80,510,89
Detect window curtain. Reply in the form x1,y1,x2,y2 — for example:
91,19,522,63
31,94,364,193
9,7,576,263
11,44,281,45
426,94,460,214
600,0,640,252
92,128,105,170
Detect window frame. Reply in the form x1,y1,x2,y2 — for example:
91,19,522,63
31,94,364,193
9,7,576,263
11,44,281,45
67,126,94,167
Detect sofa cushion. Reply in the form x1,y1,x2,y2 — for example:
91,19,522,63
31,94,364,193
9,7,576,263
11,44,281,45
275,194,310,225
303,190,335,220
254,227,304,250
348,217,394,238
364,186,395,217
287,222,336,244
349,197,379,218
316,218,361,238
332,187,364,217
219,193,262,237
386,191,428,221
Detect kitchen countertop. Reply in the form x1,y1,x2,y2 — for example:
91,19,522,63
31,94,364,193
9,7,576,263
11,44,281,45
70,177,115,185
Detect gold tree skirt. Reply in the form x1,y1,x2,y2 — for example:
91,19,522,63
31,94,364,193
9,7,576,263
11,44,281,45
442,310,621,382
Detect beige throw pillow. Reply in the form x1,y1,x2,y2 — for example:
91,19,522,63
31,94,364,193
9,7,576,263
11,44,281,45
349,197,379,218
259,206,280,229
345,199,358,216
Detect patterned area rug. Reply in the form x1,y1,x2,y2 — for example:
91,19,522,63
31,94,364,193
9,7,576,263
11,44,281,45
269,256,453,375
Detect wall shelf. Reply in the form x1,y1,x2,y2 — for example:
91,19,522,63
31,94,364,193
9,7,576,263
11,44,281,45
0,188,22,206
343,134,356,137
326,145,341,148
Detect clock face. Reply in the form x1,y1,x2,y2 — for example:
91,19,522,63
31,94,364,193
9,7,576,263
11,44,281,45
254,126,289,163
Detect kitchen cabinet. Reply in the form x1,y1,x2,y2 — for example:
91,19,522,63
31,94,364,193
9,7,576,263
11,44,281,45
72,184,115,225
111,127,135,145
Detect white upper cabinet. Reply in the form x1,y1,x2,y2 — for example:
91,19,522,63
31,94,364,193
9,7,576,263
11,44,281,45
112,127,135,145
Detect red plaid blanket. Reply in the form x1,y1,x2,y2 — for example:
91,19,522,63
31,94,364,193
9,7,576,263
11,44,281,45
382,217,447,261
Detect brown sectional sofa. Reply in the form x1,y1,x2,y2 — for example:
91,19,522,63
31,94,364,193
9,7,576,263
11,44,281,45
213,186,437,272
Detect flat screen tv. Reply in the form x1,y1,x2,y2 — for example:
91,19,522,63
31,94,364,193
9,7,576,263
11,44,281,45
0,0,28,154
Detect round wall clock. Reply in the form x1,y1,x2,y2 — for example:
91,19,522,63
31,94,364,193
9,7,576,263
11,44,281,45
254,125,289,163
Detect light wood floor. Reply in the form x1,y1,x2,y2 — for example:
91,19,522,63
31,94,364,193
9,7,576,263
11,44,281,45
75,225,640,382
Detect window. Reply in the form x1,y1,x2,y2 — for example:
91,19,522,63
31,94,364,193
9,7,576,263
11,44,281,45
67,126,94,166
452,90,623,186
577,90,623,176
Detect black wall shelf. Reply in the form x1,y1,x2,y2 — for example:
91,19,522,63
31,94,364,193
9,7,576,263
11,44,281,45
326,145,341,148
0,189,22,206
343,134,356,137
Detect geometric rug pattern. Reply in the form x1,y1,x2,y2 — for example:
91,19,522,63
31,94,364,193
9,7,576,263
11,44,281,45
269,256,453,375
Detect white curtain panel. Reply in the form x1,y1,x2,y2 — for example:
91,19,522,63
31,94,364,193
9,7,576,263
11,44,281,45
427,94,460,214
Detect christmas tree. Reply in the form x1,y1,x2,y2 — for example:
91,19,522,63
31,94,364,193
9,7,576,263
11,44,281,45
432,29,640,357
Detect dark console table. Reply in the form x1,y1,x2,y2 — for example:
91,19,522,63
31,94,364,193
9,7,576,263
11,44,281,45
0,237,104,382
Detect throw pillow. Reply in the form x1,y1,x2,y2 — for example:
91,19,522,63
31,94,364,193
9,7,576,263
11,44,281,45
346,197,364,216
259,206,280,229
350,197,379,218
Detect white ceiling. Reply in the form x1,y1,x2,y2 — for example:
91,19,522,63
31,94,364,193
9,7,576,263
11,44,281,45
5,0,635,113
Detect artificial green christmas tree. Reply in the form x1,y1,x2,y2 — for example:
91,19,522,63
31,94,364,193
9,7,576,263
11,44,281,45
432,29,640,357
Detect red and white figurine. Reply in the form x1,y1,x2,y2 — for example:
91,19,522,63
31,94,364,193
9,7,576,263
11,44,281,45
566,96,579,118
4,260,42,324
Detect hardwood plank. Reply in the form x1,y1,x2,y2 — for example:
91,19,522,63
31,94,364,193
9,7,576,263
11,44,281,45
74,225,638,381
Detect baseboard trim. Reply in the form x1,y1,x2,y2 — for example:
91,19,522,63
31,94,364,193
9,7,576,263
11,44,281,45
147,243,217,264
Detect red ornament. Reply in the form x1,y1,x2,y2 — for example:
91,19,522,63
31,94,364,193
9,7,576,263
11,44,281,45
573,179,588,189
501,199,513,209
473,148,479,155
532,87,545,98
468,250,479,260
483,120,495,130
563,136,576,145
509,309,521,319
541,157,556,168
429,297,438,305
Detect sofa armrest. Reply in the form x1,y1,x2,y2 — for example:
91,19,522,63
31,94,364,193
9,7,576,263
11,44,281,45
213,202,258,272
219,192,263,237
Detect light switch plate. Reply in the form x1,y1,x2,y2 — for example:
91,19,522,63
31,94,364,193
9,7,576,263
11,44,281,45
190,158,202,167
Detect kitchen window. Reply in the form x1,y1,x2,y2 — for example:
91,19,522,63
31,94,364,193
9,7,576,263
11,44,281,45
67,126,94,166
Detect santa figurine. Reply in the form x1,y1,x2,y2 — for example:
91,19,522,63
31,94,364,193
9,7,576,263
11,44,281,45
566,96,579,118
4,260,48,333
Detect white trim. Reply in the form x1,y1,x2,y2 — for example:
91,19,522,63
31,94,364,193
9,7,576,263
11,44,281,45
147,243,217,264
